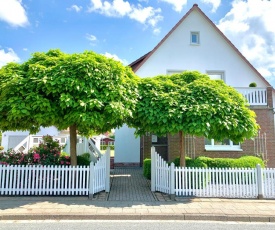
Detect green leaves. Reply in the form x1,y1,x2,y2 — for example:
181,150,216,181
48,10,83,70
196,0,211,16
0,49,139,136
129,71,259,142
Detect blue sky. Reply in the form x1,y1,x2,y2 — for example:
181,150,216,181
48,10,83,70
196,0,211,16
0,0,275,86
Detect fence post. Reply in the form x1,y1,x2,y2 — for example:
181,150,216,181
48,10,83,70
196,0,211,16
170,162,175,200
105,147,110,192
151,146,156,192
256,164,264,199
89,162,94,199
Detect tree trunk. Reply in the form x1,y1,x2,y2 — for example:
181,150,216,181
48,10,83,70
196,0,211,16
70,124,77,166
179,131,186,167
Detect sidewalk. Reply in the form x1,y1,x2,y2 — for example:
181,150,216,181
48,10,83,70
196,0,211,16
1,196,275,222
0,167,275,222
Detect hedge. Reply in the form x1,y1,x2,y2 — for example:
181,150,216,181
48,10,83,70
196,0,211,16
100,145,115,150
143,158,151,179
144,155,265,180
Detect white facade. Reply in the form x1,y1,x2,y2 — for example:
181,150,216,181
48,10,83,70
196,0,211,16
1,127,59,151
115,4,273,165
115,124,140,164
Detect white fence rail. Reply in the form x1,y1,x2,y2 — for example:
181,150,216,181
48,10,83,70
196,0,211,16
263,168,275,198
89,148,110,195
0,148,110,197
174,167,258,198
151,147,275,199
236,87,267,106
0,165,89,196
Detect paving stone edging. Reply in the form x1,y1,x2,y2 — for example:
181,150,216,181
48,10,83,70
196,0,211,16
1,214,274,222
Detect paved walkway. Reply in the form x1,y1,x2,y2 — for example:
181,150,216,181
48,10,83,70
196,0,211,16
107,167,157,201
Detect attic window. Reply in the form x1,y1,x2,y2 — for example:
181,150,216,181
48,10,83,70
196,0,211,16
190,32,200,45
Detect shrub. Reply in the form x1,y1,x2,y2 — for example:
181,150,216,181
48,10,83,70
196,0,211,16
249,82,257,87
28,135,63,165
100,145,115,150
0,150,29,165
77,153,91,166
196,155,264,168
0,146,4,151
143,158,151,179
59,152,71,166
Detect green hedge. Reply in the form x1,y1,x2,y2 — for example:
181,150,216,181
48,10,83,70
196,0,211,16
100,145,115,150
77,153,91,166
143,155,264,181
172,155,264,168
194,155,265,168
143,158,151,179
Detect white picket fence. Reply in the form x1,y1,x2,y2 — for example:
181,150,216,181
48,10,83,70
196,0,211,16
0,148,110,197
151,147,275,199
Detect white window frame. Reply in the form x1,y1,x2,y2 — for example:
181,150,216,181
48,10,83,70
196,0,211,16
206,70,225,81
167,70,185,75
205,138,242,151
190,31,200,45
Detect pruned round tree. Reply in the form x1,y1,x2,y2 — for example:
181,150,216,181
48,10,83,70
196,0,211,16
128,71,259,166
0,50,139,165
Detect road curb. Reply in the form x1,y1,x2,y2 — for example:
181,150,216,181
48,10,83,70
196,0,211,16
1,214,274,222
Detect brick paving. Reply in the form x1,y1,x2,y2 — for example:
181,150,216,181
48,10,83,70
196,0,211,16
107,167,157,201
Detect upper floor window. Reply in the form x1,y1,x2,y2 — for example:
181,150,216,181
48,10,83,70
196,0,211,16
167,70,185,75
206,71,225,81
205,138,242,151
190,32,200,45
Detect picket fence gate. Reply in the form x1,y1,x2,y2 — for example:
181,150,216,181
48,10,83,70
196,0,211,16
0,148,110,197
151,147,275,199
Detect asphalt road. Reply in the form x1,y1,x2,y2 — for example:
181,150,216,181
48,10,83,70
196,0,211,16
0,220,275,230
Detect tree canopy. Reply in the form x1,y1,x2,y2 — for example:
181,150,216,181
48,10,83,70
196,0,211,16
128,71,259,164
0,49,139,164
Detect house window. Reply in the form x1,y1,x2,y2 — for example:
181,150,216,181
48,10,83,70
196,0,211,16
167,70,185,75
190,32,200,45
206,71,225,81
205,138,242,151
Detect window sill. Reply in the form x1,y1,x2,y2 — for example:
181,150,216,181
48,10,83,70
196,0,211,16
205,147,243,152
190,43,200,46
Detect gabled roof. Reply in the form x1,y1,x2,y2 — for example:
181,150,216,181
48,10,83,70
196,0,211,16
130,4,272,87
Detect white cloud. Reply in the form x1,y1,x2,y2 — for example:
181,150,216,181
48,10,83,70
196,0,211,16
0,48,20,67
89,0,131,17
217,0,275,82
153,27,161,35
0,0,29,27
86,33,97,42
103,52,128,65
159,0,187,12
200,0,221,13
88,0,162,30
67,5,83,13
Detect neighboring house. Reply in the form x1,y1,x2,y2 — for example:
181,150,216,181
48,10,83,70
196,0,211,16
115,4,275,167
100,137,115,146
1,127,101,160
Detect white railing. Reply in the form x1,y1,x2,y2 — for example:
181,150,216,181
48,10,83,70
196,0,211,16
13,135,67,153
151,147,275,199
13,136,30,153
236,87,267,106
263,168,275,198
87,138,103,162
0,147,110,197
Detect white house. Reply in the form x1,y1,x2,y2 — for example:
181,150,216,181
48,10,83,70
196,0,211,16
115,4,275,167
